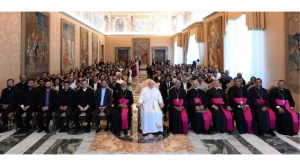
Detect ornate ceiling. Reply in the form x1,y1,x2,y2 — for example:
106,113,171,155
64,11,212,35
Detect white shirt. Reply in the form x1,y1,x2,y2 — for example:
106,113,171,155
93,83,98,90
70,82,77,89
83,88,87,92
182,82,187,90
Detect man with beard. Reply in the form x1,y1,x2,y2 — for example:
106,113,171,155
37,79,46,91
159,75,174,121
168,80,188,134
0,79,20,133
109,76,121,101
54,81,76,133
94,80,112,133
15,79,39,133
206,80,233,133
36,80,57,133
187,80,212,134
110,82,133,136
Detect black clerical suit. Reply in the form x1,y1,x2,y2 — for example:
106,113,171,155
249,87,277,133
73,88,94,130
36,88,57,130
15,87,39,130
54,89,76,131
219,78,230,91
160,81,174,118
109,82,121,100
110,89,133,133
228,86,257,134
154,76,161,83
0,86,20,127
94,87,112,128
15,82,28,91
169,87,188,134
91,82,101,90
269,88,299,136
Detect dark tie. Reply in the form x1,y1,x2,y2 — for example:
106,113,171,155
45,90,50,106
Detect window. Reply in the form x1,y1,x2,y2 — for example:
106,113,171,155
186,34,204,65
174,41,183,65
224,14,265,86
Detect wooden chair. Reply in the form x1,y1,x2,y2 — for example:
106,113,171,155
138,79,160,93
247,85,255,91
267,85,276,95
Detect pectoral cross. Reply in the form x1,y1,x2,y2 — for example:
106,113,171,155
240,101,243,105
282,100,285,104
176,98,179,102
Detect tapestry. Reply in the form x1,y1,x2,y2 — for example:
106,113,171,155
80,27,89,66
61,19,75,72
132,38,150,64
92,33,98,64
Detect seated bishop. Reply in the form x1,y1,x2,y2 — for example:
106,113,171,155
169,80,189,134
187,80,213,134
269,80,299,136
206,80,233,133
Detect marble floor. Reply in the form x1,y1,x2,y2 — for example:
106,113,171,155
1,71,300,155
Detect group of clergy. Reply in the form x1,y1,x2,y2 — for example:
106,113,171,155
138,76,298,137
0,76,134,136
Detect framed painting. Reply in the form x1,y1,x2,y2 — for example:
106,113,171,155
207,16,223,71
132,38,150,65
285,12,300,93
114,17,126,32
132,16,149,33
92,33,99,65
80,27,89,67
21,12,50,79
61,19,75,72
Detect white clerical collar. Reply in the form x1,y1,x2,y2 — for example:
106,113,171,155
46,89,50,91
65,89,68,92
83,88,87,91
8,88,11,90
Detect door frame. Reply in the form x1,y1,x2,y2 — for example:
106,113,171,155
115,47,131,64
151,46,168,62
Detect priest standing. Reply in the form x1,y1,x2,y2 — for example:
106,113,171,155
269,80,299,136
169,80,188,134
228,77,257,134
249,78,276,136
136,80,164,136
110,82,133,136
187,80,213,134
206,80,233,133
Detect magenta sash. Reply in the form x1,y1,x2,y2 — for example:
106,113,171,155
118,99,129,130
275,99,299,133
211,98,233,131
256,99,276,130
234,98,253,133
194,98,212,130
173,99,188,134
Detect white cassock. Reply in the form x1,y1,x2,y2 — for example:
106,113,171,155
138,87,163,134
135,61,139,76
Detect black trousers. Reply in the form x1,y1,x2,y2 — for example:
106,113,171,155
73,107,93,128
54,107,72,130
0,105,17,126
94,107,111,127
15,106,36,129
36,107,54,129
163,98,169,116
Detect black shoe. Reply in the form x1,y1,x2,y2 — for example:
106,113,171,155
124,130,128,136
0,125,8,133
227,131,232,135
45,128,50,134
85,125,91,133
114,132,120,137
96,127,101,133
104,125,109,132
163,116,167,122
258,131,264,136
58,128,65,133
17,128,24,134
219,130,224,133
37,128,45,133
74,127,81,133
267,130,276,137
143,133,148,137
64,127,69,132
23,128,29,133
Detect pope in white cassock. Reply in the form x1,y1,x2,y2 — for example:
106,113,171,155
136,80,164,136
